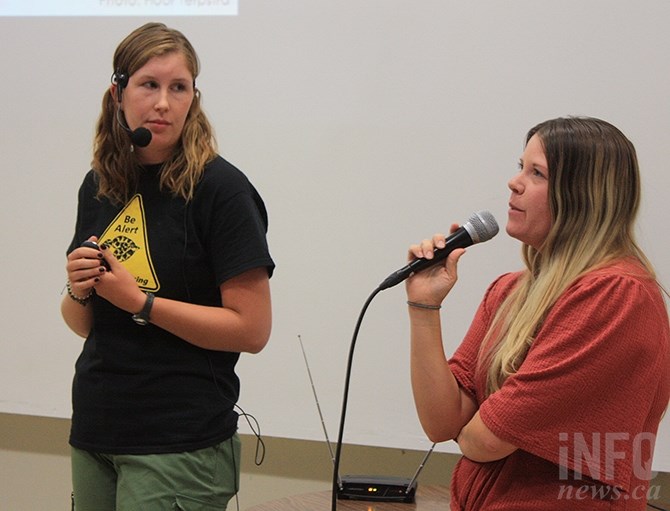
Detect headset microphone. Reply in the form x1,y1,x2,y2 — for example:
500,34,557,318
112,70,152,148
116,109,152,148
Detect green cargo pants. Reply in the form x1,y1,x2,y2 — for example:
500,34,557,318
71,434,241,511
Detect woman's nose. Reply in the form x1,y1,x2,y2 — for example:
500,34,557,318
508,173,523,193
154,89,170,111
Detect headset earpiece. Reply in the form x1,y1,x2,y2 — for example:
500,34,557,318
113,70,128,88
112,70,129,102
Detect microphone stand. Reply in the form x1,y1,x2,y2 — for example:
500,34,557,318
329,211,498,509
331,285,383,511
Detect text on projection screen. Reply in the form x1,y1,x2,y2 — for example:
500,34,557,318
0,0,238,16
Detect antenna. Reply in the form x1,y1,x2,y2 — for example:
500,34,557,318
405,442,436,491
298,334,342,489
298,335,432,504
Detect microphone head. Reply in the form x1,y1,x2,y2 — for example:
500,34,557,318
131,128,152,148
464,210,499,244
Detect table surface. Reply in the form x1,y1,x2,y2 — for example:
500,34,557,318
244,485,450,511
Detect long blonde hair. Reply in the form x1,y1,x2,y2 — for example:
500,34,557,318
480,117,655,396
92,22,218,204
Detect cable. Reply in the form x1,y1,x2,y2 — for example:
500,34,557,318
207,355,265,465
207,355,265,511
331,285,383,511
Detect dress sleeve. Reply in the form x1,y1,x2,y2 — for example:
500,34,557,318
478,269,670,491
449,272,520,402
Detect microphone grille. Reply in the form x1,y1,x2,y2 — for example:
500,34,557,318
131,128,152,148
466,210,499,243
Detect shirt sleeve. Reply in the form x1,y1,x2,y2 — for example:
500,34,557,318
478,269,669,491
208,189,274,284
195,158,275,285
66,171,98,254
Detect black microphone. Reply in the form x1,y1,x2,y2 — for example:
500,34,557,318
378,210,499,290
116,108,152,148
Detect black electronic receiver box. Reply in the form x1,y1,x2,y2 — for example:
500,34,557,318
337,475,417,503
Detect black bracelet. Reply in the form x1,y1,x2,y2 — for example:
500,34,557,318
66,280,93,306
407,300,441,310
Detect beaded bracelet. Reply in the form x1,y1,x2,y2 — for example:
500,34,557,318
66,280,93,306
407,300,441,310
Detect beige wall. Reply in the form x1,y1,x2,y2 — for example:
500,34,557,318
0,413,459,510
1,413,668,510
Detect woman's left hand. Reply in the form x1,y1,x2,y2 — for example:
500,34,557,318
93,244,146,315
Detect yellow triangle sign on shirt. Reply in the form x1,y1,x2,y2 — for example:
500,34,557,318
98,194,160,292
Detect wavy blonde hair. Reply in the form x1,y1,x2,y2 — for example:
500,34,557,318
479,117,656,396
92,22,217,204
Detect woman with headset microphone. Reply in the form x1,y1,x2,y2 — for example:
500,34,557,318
61,22,274,510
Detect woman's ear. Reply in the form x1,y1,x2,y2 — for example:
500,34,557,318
110,84,121,105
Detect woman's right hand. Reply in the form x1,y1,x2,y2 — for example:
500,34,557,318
404,225,466,307
65,237,106,299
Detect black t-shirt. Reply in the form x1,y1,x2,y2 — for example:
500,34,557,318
67,156,274,454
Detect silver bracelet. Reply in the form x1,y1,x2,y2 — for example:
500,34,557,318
407,300,441,310
66,280,93,306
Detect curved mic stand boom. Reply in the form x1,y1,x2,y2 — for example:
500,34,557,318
331,285,382,511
